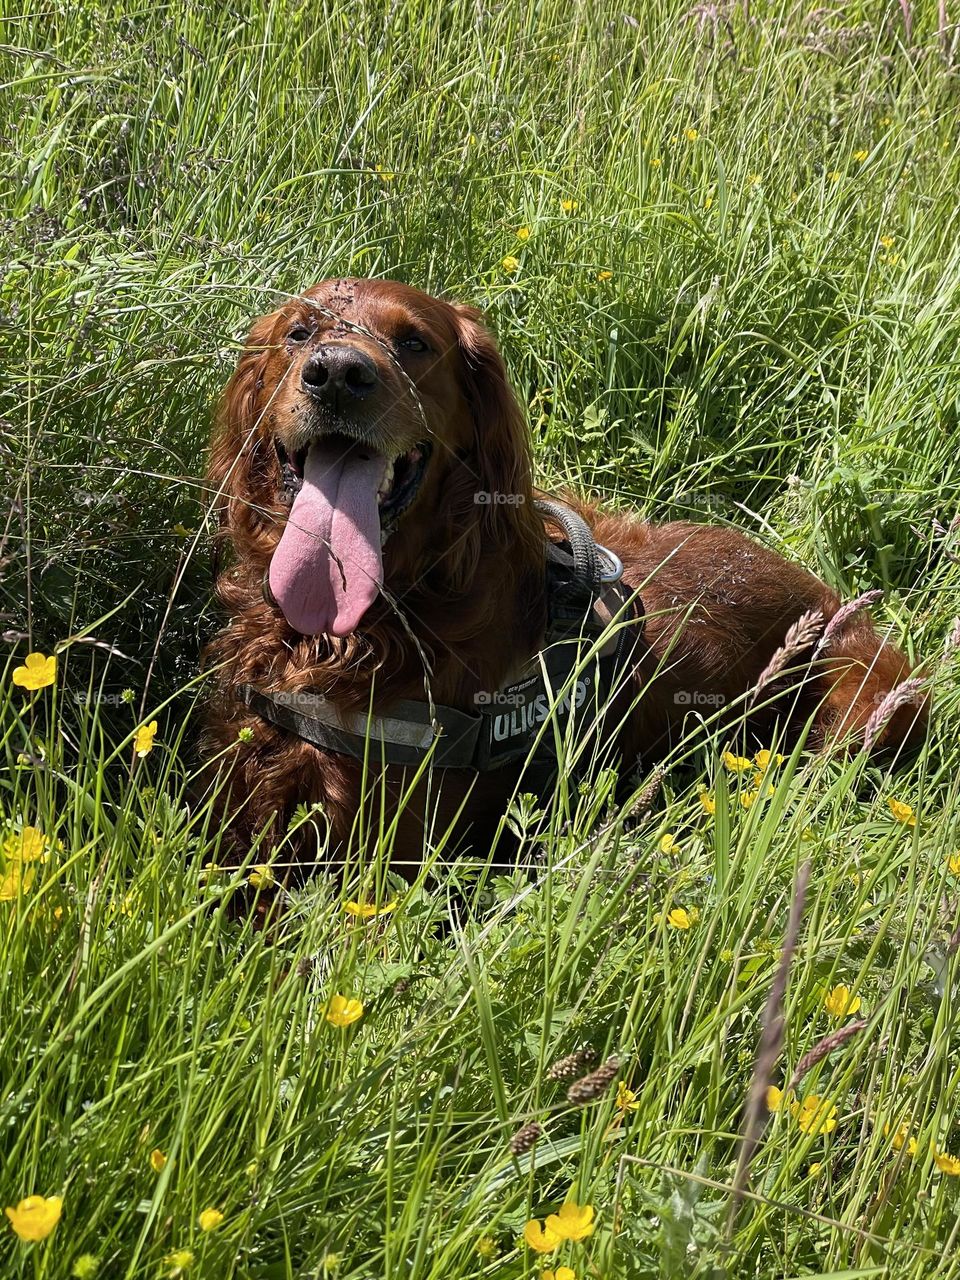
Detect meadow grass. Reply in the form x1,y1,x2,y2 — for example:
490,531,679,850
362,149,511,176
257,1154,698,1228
3,1,960,1276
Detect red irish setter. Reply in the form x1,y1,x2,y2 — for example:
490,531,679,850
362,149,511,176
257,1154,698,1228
201,278,926,869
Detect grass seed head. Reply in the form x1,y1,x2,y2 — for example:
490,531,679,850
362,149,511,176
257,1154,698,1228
751,609,824,699
546,1046,598,1081
628,766,665,822
863,677,927,751
567,1054,620,1104
509,1120,543,1154
817,590,884,652
787,1020,868,1092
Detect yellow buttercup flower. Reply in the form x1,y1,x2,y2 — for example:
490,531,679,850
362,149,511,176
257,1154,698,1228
523,1219,560,1254
374,164,395,181
698,788,716,815
766,1085,783,1113
345,900,377,918
854,149,869,161
739,789,758,810
5,826,48,861
884,1122,918,1156
746,172,761,186
659,833,681,855
753,750,784,770
703,195,714,210
516,226,530,241
4,1194,63,1241
649,157,662,168
560,198,579,212
198,1208,224,1231
887,797,916,827
501,255,520,273
824,985,862,1018
879,234,895,248
543,1269,577,1280
684,127,699,141
934,1149,960,1175
828,170,841,182
0,861,36,901
808,1162,823,1176
165,1250,194,1277
948,853,960,875
722,752,753,772
0,824,51,898
616,1081,640,1112
545,1202,594,1242
344,899,397,918
150,1148,167,1172
12,652,57,691
248,864,275,889
791,1095,838,1136
596,270,612,281
666,907,692,930
325,995,363,1027
134,721,158,757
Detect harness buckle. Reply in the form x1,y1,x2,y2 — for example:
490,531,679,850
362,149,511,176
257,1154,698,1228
595,543,624,584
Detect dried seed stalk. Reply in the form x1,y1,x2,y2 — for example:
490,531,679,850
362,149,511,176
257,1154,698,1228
729,858,811,1229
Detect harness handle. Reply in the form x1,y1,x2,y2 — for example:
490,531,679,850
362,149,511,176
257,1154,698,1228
534,498,601,589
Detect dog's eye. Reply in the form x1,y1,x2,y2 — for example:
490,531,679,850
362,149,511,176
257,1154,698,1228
400,335,428,353
288,326,312,343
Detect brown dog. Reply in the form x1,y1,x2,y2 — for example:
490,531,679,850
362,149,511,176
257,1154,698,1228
201,279,926,868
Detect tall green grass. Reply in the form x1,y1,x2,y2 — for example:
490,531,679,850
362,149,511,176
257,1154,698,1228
2,1,960,1276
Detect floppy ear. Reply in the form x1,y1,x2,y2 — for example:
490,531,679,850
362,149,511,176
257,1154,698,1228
206,313,279,566
452,304,537,552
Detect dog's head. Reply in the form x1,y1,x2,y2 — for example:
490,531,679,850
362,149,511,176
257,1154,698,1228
208,279,538,637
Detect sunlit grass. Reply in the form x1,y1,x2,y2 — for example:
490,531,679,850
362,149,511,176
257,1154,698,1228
2,1,960,1276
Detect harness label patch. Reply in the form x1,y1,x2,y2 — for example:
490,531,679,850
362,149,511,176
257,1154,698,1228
487,672,593,752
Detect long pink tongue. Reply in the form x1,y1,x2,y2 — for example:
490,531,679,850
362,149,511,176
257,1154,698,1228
268,440,386,637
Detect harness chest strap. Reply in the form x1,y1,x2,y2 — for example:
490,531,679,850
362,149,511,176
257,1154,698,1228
237,594,641,773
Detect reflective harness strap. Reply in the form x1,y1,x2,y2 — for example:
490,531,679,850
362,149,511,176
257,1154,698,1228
236,685,485,769
236,502,644,774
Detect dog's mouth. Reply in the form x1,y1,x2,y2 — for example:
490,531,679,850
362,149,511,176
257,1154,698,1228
268,434,432,637
275,436,431,527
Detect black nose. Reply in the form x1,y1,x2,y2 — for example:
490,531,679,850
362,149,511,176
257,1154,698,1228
301,345,379,403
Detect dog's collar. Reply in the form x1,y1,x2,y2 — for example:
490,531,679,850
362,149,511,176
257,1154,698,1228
237,501,644,774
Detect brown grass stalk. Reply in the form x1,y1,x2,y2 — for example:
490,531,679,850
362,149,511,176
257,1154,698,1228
728,858,811,1232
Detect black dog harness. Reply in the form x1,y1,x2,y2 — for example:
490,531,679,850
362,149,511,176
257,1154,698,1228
237,500,643,776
